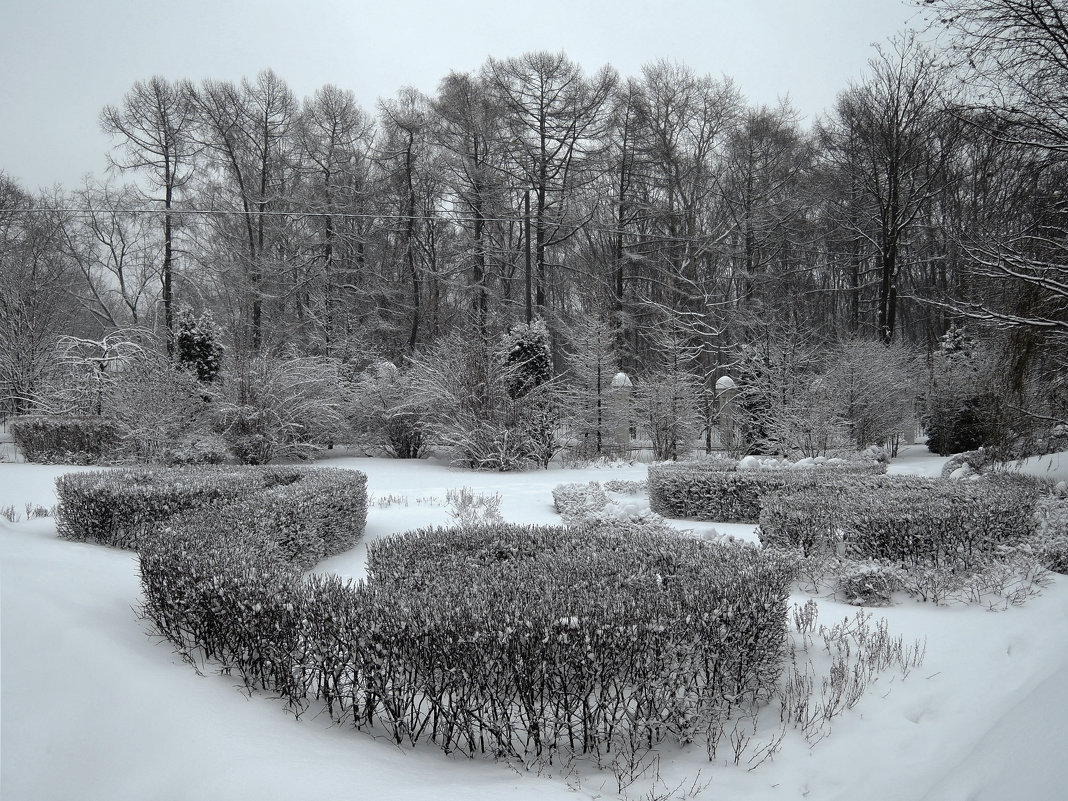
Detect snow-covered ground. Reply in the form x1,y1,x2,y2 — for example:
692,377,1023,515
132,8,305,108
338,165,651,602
2,446,1067,800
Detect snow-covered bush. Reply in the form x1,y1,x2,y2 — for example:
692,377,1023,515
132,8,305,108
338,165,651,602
160,433,230,466
216,355,351,464
551,481,609,522
940,448,997,479
923,328,1007,456
363,524,797,754
139,528,306,701
649,458,886,523
349,360,430,459
846,475,1042,569
833,560,904,607
163,468,368,568
1033,495,1068,574
105,350,213,463
502,320,553,399
445,486,503,527
56,466,274,547
28,329,219,464
408,332,563,471
552,480,669,532
9,414,120,464
174,305,223,384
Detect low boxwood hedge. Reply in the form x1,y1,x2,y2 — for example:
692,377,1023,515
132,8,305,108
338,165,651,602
759,474,1046,569
649,459,885,523
9,415,120,464
54,465,367,562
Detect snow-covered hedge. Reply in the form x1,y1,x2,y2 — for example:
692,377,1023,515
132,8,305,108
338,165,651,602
138,521,797,765
759,474,1045,570
55,465,367,560
648,458,885,523
9,414,120,464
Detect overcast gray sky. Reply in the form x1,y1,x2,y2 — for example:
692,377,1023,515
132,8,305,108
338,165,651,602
1,0,922,192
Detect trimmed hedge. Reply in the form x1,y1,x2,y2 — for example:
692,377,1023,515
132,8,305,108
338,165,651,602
649,459,886,523
55,465,367,561
9,415,119,464
138,521,797,763
759,474,1046,569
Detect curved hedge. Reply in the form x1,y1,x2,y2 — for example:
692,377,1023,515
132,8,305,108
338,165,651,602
55,465,367,563
648,459,885,523
138,520,797,763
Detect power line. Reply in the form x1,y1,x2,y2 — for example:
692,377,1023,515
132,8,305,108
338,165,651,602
6,205,735,244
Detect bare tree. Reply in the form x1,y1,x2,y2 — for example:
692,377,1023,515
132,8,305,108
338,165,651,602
377,87,442,353
0,176,84,415
294,84,377,347
820,35,956,343
193,70,297,351
485,52,616,320
434,71,512,338
918,1,1068,350
101,76,197,347
62,178,162,328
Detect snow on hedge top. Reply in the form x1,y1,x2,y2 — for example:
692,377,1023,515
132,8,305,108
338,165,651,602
737,455,859,470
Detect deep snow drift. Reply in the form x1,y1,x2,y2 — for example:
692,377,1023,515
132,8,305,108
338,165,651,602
2,446,1066,800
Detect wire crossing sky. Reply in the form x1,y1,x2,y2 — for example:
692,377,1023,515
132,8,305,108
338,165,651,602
1,0,921,193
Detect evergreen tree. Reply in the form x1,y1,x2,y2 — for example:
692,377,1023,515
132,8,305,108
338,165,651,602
502,320,553,398
175,306,223,384
923,328,1004,454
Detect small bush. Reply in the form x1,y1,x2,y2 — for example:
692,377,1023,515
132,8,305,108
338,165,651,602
216,356,352,465
940,448,997,479
552,480,671,533
833,560,904,607
445,487,504,527
9,415,119,464
551,481,610,522
160,434,231,466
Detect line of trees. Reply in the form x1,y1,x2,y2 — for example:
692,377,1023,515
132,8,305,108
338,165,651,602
2,1,1066,451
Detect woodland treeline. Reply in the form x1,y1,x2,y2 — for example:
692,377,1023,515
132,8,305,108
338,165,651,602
1,1,1066,456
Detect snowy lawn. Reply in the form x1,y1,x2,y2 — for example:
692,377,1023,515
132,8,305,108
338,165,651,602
2,447,1067,800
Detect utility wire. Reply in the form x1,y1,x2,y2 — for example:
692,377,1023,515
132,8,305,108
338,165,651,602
8,205,740,244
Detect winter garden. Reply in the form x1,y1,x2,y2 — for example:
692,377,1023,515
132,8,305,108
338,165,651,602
5,1,1068,798
3,310,1068,800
